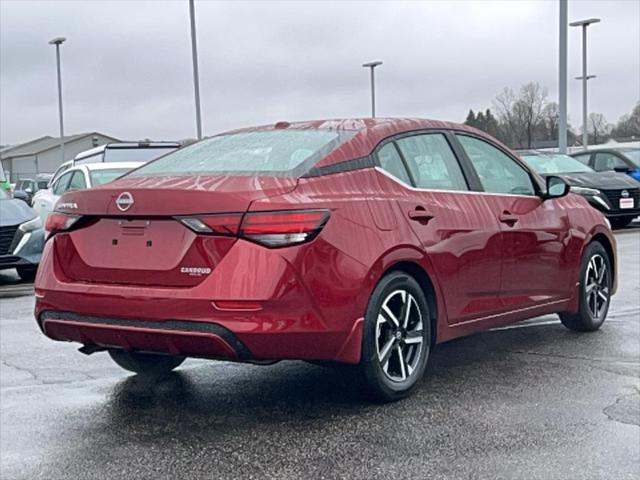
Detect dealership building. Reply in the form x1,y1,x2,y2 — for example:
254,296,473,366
0,132,118,182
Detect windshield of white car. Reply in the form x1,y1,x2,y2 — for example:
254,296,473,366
521,153,594,174
90,169,132,186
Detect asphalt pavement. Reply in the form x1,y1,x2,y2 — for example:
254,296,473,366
1,229,638,480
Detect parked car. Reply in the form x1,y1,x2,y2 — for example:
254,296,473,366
12,175,52,205
33,142,181,221
520,150,640,228
33,162,144,226
0,168,11,192
571,147,640,182
0,187,44,280
35,118,616,402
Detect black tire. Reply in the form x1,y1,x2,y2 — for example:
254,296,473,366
610,217,634,229
559,241,612,332
359,271,432,402
16,265,37,282
108,349,185,376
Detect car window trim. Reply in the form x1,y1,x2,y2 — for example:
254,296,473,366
372,129,477,192
450,132,544,197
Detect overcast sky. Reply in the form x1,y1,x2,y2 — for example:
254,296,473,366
1,0,638,145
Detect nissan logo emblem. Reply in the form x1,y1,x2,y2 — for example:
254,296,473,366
621,190,629,198
115,192,134,212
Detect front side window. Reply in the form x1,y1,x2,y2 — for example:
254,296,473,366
67,171,87,191
593,152,627,171
457,135,535,196
52,172,73,195
396,134,468,191
377,143,412,184
130,130,355,178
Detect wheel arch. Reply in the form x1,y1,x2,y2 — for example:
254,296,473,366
379,260,440,347
589,232,617,294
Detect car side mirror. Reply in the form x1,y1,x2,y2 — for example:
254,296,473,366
25,187,33,194
613,166,631,173
544,175,570,200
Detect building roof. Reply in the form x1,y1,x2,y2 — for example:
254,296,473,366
0,132,119,160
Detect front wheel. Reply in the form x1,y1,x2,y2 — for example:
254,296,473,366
359,271,432,402
559,241,612,332
108,349,185,376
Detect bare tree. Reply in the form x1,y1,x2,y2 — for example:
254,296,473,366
542,102,559,140
586,113,612,145
493,83,548,148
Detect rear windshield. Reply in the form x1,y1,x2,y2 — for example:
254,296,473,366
90,169,131,186
129,130,355,177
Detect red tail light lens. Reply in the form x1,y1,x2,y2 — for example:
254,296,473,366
177,209,330,248
178,214,242,236
45,212,81,237
240,209,330,247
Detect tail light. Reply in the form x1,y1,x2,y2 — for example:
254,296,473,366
45,212,82,237
178,209,330,248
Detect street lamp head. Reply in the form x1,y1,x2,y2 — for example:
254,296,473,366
362,61,383,68
569,18,600,27
48,37,66,45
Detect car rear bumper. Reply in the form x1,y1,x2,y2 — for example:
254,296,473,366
34,237,368,363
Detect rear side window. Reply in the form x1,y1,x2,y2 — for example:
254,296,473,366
457,135,535,196
396,134,468,191
377,143,412,184
67,171,87,191
130,130,355,178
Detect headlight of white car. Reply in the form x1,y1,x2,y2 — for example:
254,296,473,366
570,186,601,196
19,216,43,233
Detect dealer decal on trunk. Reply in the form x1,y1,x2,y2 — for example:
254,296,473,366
180,266,212,276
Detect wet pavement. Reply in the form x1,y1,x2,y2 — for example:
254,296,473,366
1,231,638,479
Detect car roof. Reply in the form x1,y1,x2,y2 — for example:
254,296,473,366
220,117,500,168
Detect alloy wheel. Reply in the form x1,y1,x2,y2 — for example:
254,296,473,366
376,289,424,382
584,253,610,319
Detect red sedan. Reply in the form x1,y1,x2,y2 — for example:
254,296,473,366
34,118,616,401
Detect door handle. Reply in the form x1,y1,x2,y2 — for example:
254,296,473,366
408,207,434,224
499,211,519,226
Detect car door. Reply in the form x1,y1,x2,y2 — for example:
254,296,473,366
454,134,573,310
375,132,503,324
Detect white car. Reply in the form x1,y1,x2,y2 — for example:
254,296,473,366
33,162,143,226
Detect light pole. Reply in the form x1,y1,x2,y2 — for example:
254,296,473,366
570,18,600,150
362,61,382,118
189,0,202,140
558,0,568,154
49,37,66,165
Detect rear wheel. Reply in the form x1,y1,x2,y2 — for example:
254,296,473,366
559,241,612,332
359,271,432,402
108,349,185,376
16,266,37,282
